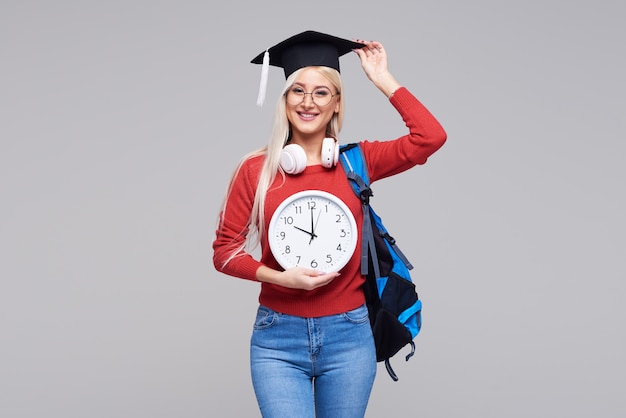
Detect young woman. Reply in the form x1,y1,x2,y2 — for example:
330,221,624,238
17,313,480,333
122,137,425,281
212,31,446,418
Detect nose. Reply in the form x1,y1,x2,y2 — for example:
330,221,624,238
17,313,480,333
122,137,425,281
302,93,315,106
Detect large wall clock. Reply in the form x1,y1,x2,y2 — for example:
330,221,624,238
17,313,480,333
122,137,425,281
268,190,358,273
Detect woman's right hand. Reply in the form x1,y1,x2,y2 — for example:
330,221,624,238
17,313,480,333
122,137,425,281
256,265,340,290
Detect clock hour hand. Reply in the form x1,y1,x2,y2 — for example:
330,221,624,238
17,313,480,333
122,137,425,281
293,225,317,239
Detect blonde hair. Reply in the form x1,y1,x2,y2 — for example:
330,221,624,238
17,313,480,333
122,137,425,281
217,67,344,267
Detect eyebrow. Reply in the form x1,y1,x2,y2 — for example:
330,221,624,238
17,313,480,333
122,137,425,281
291,82,331,90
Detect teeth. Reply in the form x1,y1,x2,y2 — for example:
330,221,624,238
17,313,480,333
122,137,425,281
300,113,316,117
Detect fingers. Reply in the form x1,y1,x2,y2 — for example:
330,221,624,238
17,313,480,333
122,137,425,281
353,39,385,55
281,267,340,290
308,271,340,289
353,40,386,71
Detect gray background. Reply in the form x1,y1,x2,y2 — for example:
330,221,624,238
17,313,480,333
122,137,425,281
1,0,624,417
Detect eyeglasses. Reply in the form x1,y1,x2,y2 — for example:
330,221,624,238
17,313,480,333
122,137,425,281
285,85,339,107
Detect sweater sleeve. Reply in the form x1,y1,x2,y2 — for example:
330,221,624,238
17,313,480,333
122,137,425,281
212,157,264,281
361,87,447,182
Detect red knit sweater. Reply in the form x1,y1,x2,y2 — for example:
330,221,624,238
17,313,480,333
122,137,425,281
212,87,446,317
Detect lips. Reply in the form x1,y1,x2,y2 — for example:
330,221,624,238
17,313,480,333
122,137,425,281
297,112,319,120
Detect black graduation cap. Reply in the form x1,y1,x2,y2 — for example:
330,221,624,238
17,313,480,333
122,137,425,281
251,30,366,106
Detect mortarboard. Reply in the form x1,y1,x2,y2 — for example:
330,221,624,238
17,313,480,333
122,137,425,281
251,30,366,106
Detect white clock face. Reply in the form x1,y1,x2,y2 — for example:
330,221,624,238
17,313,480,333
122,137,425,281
268,190,358,273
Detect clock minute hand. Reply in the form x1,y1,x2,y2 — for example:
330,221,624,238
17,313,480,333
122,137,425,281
310,208,322,244
309,208,316,244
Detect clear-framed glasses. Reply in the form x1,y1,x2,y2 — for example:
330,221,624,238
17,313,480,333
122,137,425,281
285,85,339,107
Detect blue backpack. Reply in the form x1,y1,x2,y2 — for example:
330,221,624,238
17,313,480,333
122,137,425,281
339,143,422,381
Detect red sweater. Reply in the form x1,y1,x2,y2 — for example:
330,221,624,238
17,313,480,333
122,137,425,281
212,87,446,317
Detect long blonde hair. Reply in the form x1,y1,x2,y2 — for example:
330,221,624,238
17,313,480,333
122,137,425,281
217,67,344,267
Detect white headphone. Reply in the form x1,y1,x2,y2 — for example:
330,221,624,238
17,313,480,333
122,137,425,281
280,137,339,175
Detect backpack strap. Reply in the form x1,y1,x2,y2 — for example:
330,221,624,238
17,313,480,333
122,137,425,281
339,144,380,278
339,143,369,184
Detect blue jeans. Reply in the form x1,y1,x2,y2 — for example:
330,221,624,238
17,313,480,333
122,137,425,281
250,304,377,418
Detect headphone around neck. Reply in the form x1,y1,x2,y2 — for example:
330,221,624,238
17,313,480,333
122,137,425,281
280,137,339,175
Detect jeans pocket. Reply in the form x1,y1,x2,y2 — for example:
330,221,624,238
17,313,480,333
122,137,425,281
253,305,279,330
341,304,370,324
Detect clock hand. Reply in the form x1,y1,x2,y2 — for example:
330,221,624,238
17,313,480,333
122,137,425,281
293,225,315,238
313,208,322,233
309,208,316,244
310,208,322,245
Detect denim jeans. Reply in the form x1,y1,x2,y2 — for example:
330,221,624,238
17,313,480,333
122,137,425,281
250,304,377,418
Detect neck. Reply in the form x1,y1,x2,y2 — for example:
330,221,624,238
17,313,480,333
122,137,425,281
290,134,325,165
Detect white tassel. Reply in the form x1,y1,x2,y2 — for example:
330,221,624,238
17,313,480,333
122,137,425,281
256,49,270,107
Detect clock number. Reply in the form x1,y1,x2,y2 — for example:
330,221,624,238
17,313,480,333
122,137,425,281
279,232,286,240
340,229,346,238
284,216,294,225
308,201,317,210
285,245,291,254
335,214,342,223
326,254,332,263
310,259,318,268
295,205,302,214
337,244,342,251
296,256,301,264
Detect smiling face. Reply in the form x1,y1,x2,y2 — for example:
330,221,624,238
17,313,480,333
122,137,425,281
285,67,340,141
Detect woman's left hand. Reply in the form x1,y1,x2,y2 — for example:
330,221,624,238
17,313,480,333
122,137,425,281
353,40,401,97
354,40,389,78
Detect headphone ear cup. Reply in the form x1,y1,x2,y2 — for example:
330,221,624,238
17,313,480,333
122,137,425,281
280,143,307,175
321,137,339,168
